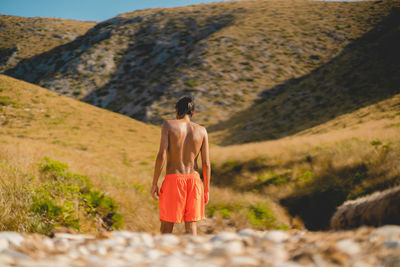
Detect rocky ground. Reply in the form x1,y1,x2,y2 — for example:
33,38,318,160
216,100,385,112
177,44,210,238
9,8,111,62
0,226,399,267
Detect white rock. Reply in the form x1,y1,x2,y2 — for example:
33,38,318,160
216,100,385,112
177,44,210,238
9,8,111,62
155,234,180,247
210,241,244,256
78,246,90,256
84,255,106,265
193,242,213,252
238,228,256,237
0,232,24,247
112,231,136,239
54,233,94,240
230,256,259,266
153,255,188,267
139,233,155,248
210,232,240,243
373,225,400,237
0,248,30,259
54,238,70,252
95,246,107,255
41,238,54,251
0,253,14,264
336,239,360,255
143,249,165,260
263,231,290,243
274,261,305,267
183,235,207,244
263,245,289,263
96,236,126,247
0,239,8,252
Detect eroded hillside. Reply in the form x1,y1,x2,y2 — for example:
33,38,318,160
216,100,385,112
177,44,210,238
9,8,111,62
0,15,95,72
6,0,399,129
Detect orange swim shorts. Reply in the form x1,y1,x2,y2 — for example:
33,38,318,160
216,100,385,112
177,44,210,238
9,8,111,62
159,172,205,223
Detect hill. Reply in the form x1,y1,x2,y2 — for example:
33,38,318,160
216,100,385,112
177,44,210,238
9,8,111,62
210,92,400,229
0,74,160,233
0,74,291,234
6,0,399,129
0,15,95,72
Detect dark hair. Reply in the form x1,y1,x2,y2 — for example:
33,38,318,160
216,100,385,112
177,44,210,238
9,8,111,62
175,96,195,118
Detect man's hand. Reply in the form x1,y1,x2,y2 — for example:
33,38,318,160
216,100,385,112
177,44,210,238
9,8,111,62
151,185,159,201
205,191,209,205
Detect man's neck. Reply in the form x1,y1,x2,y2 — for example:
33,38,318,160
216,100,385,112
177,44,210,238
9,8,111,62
177,115,191,122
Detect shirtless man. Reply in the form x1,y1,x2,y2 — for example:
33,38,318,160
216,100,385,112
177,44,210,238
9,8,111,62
151,96,210,235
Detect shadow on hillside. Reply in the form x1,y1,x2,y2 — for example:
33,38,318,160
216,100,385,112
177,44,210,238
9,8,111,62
83,12,235,122
208,6,400,145
280,161,399,231
4,17,121,82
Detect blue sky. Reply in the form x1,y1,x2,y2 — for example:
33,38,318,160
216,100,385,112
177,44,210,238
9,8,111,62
0,0,234,22
1,0,365,22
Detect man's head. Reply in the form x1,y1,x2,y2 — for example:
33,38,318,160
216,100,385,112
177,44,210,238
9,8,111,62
175,96,195,119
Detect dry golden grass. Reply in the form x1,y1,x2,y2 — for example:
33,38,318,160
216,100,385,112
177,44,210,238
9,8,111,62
0,15,95,64
1,73,399,232
0,74,162,232
210,94,400,229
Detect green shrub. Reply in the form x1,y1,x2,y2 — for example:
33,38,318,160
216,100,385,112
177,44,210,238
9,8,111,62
29,157,123,234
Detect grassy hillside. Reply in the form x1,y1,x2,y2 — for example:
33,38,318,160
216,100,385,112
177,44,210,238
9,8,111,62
0,74,291,234
0,74,160,233
210,3,400,144
0,15,95,72
210,92,400,229
6,0,399,127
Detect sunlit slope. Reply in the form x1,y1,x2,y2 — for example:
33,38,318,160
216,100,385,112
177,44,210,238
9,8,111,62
0,15,95,72
0,75,293,233
7,0,399,127
210,94,400,229
0,74,161,231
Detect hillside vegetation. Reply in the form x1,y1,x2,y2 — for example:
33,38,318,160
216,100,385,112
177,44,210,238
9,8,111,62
0,75,290,234
1,0,400,233
6,0,399,129
0,74,160,233
0,15,95,72
210,92,400,229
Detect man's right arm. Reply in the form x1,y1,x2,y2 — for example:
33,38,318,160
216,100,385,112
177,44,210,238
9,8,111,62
200,128,211,204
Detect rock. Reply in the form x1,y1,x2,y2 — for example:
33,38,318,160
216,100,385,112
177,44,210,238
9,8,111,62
94,245,107,255
210,241,244,256
155,234,180,247
143,249,165,260
336,239,360,256
262,245,289,263
96,236,126,248
230,256,259,266
237,228,256,237
139,232,154,248
372,225,400,237
262,231,290,243
54,233,94,240
0,232,24,247
0,248,30,260
384,239,400,248
210,232,240,243
153,255,188,267
0,239,8,252
54,238,70,252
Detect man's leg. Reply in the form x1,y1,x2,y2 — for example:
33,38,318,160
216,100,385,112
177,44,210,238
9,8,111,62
184,221,197,235
160,220,174,234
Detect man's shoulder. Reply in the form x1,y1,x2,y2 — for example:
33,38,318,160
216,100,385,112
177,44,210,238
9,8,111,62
191,122,207,133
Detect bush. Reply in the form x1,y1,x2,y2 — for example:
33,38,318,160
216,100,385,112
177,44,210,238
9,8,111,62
29,157,123,234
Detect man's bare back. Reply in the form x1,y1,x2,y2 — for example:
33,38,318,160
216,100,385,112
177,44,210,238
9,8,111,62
165,119,206,175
